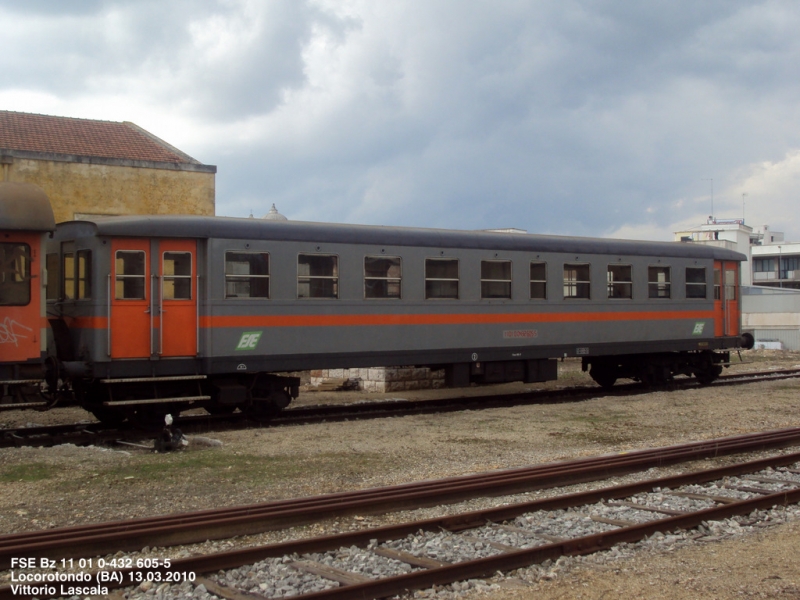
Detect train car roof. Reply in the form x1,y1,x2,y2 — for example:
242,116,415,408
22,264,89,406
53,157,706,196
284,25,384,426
0,182,56,232
55,215,747,261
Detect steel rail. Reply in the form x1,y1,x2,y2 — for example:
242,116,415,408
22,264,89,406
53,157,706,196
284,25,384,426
2,427,800,569
3,451,799,600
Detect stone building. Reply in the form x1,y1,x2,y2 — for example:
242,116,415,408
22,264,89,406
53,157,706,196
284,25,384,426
0,110,216,222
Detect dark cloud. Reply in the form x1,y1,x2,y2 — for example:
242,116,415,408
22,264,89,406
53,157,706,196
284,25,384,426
3,1,800,239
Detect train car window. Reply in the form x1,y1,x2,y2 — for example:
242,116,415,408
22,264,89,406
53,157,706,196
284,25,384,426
530,261,546,299
481,260,512,299
62,247,92,300
0,243,31,306
62,244,75,300
563,263,590,299
163,252,192,300
364,256,401,299
648,266,671,299
685,267,707,299
115,251,146,300
46,253,60,301
714,267,721,300
425,258,459,299
77,250,92,299
225,252,270,299
298,254,339,299
607,265,632,299
725,269,737,300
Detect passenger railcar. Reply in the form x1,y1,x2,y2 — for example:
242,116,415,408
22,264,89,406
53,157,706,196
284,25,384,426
1,183,753,423
0,183,56,410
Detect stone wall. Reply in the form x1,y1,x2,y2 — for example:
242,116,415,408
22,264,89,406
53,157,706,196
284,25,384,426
4,156,215,221
311,367,445,392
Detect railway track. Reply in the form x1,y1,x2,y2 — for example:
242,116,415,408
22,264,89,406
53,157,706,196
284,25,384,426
2,430,800,599
2,367,799,449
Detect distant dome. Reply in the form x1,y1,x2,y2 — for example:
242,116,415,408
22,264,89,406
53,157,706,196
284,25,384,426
263,204,288,221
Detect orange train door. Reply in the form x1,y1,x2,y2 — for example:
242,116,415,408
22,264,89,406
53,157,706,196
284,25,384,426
158,240,197,357
713,261,740,337
110,239,151,358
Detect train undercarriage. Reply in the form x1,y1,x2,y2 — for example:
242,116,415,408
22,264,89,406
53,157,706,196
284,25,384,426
582,349,729,389
3,349,736,426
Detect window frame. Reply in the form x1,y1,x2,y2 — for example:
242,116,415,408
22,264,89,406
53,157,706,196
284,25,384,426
364,255,402,300
480,259,512,300
297,253,339,299
114,250,147,300
530,261,547,300
425,257,459,300
607,264,632,299
685,266,707,299
162,251,192,301
648,265,672,299
563,263,591,300
0,242,32,306
224,251,270,300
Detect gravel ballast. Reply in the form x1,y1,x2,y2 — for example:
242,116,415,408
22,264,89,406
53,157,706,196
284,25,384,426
1,351,800,599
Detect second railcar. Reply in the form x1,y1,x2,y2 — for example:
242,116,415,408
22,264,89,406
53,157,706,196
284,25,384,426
0,182,55,411
44,215,751,423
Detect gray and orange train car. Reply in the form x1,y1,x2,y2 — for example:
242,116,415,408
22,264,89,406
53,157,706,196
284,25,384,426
1,182,753,423
0,183,56,409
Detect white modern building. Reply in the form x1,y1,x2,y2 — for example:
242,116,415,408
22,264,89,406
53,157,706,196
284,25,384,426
674,217,755,285
674,217,800,349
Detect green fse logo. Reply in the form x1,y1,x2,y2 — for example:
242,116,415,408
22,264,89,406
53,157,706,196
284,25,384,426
236,331,263,350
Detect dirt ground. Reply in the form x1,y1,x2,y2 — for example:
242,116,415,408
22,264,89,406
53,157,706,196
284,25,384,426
1,350,800,598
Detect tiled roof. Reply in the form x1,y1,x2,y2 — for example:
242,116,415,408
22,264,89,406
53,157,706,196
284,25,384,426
0,110,197,164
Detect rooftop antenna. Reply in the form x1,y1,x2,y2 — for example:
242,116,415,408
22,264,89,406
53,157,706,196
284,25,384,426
702,178,713,218
742,192,747,224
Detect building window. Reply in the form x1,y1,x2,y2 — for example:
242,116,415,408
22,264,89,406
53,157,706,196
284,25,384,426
425,258,459,299
0,243,31,306
115,251,146,300
648,266,671,299
685,267,707,299
782,256,800,279
298,254,338,299
163,252,192,300
364,256,401,299
753,258,775,273
530,261,546,299
481,260,512,299
225,252,269,298
563,263,590,299
607,265,632,299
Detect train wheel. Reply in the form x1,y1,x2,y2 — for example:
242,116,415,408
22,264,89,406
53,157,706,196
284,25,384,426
695,363,722,385
246,390,291,421
589,367,617,390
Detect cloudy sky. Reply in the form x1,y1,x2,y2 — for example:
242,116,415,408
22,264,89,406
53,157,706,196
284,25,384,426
2,0,800,241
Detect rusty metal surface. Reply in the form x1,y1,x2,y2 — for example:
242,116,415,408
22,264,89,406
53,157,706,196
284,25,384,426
3,450,799,600
2,428,800,571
